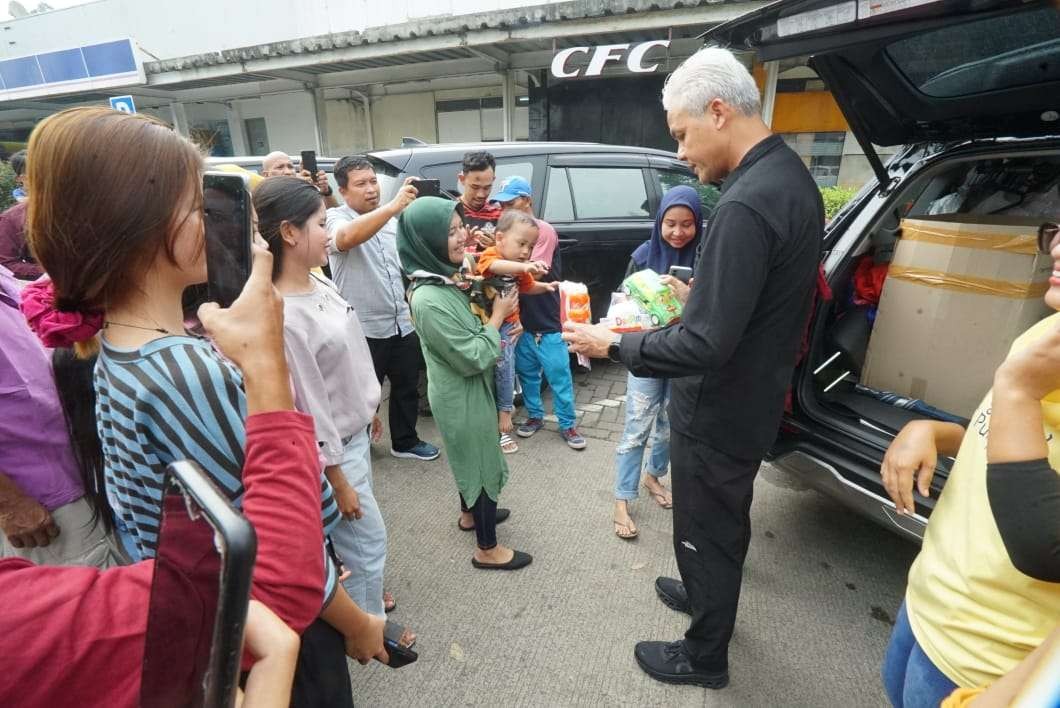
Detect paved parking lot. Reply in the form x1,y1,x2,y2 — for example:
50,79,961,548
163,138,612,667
363,361,918,706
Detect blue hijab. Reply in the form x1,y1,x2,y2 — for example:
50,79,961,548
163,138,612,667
631,186,704,273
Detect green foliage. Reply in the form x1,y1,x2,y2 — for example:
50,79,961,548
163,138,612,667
0,161,16,212
820,185,858,221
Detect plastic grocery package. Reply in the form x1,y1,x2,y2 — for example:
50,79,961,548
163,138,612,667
621,269,683,327
559,281,592,324
601,292,652,333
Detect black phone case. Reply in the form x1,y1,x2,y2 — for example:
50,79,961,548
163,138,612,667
300,150,318,176
412,179,441,198
382,620,419,669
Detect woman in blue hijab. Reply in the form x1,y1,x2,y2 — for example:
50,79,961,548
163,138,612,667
613,186,704,539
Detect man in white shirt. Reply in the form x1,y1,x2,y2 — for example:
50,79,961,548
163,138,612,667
326,155,440,461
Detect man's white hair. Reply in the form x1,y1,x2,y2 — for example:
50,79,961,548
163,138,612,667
661,47,761,118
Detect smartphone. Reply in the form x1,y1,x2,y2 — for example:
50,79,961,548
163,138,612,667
140,460,257,708
668,265,694,284
410,178,441,198
380,620,419,669
204,171,253,309
300,150,318,177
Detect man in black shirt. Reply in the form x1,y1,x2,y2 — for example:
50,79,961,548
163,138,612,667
564,47,824,688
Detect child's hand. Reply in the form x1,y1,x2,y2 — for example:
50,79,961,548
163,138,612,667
525,261,549,277
543,281,560,292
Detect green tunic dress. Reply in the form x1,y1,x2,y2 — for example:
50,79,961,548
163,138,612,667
410,282,509,506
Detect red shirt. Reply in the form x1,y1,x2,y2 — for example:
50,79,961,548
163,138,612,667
0,410,325,708
476,246,536,325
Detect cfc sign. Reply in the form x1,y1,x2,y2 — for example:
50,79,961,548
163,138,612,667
550,40,672,79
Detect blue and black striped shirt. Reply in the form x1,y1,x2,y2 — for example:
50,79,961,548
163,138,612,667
95,335,341,598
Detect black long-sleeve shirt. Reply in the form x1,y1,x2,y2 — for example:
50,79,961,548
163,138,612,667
618,135,824,461
986,459,1060,582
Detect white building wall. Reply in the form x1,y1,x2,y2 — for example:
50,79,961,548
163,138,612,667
236,92,318,156
324,98,372,156
371,93,438,149
0,0,573,60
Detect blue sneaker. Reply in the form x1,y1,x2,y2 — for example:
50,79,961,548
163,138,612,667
561,427,587,450
390,441,440,461
516,418,544,438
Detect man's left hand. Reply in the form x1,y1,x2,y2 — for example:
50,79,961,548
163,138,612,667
562,322,618,359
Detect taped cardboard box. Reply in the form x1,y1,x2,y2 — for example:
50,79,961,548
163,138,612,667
861,215,1052,418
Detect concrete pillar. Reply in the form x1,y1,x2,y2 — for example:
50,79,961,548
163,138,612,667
350,90,374,151
168,101,189,136
312,87,329,154
225,101,249,156
761,60,779,128
502,70,516,142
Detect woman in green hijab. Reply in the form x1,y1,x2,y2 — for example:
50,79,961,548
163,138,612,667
397,197,533,570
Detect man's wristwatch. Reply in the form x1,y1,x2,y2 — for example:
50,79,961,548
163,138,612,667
607,334,623,364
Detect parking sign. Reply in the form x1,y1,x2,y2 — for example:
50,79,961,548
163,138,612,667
109,95,136,114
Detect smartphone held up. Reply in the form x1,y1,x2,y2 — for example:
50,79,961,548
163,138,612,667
203,171,254,309
300,150,318,178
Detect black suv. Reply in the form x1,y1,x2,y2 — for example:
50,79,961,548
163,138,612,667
208,145,717,318
705,0,1060,542
365,142,717,319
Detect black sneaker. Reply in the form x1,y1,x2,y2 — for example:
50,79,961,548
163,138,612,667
634,640,729,689
655,576,692,616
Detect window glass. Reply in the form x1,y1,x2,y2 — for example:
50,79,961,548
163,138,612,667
494,161,534,191
543,167,574,222
886,8,1059,98
781,132,846,187
568,168,650,219
656,169,720,215
421,160,534,202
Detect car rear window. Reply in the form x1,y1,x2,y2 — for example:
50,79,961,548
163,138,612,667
886,7,1060,98
656,169,720,215
567,167,650,219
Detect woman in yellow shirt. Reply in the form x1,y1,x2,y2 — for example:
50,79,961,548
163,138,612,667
879,221,1060,708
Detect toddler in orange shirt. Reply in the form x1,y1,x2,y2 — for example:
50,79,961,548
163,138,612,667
476,209,558,453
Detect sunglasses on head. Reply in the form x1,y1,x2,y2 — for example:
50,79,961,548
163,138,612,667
1038,222,1060,255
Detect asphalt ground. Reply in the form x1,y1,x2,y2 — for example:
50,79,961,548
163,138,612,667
353,361,917,706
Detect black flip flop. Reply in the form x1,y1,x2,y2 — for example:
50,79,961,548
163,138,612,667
471,549,533,570
458,507,511,531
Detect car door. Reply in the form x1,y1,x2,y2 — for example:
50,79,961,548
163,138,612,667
540,153,654,318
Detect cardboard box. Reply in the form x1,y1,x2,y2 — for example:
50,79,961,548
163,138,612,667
861,215,1052,418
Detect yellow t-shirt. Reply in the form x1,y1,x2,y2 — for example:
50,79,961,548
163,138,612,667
905,312,1060,688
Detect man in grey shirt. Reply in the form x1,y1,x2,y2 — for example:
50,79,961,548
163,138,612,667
326,155,440,461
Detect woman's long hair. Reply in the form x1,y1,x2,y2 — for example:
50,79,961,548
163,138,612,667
25,106,205,358
51,348,111,531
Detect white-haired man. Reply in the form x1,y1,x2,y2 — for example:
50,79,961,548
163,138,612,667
262,150,338,207
564,47,824,688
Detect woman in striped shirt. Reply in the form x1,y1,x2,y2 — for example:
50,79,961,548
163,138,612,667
24,107,386,706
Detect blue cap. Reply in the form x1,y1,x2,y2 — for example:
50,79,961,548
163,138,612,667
491,176,532,204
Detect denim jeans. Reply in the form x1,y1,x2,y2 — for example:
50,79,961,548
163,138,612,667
882,602,958,708
614,374,671,500
514,331,577,430
328,428,388,617
494,321,516,413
